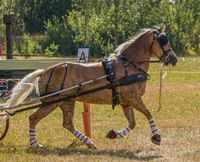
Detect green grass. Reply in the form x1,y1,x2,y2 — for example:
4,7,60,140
1,57,200,161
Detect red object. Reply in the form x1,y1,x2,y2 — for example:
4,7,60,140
0,79,6,84
0,44,3,54
106,129,117,139
83,102,91,138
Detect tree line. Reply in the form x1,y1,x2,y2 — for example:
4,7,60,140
0,0,199,57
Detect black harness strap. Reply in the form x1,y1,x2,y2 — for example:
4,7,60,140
60,64,68,90
44,67,56,95
44,63,68,95
102,59,120,109
118,54,149,77
121,58,129,77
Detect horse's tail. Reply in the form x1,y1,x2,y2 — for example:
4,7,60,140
4,69,44,108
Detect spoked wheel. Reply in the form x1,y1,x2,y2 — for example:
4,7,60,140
0,113,10,142
0,91,11,103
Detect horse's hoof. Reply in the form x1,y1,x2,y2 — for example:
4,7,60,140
30,142,44,149
106,129,117,139
151,134,161,145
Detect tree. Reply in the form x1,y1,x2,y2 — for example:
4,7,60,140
15,0,72,34
19,0,199,56
0,0,16,36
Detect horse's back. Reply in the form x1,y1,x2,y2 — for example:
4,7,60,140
38,62,105,96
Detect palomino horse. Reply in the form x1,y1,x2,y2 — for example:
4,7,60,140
5,27,177,149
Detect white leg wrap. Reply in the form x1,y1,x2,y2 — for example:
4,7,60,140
29,128,43,147
149,119,160,136
73,130,93,145
116,126,131,138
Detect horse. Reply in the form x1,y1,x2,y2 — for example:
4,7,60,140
4,27,178,149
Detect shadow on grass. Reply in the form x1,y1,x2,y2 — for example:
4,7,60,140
0,142,162,161
26,146,161,161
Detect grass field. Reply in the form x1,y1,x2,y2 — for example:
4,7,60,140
1,57,200,161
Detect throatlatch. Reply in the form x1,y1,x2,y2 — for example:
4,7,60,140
102,59,120,109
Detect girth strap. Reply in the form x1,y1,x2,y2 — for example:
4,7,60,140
44,67,55,95
60,64,68,90
44,63,68,96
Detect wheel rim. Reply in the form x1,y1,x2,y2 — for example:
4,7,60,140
0,114,9,142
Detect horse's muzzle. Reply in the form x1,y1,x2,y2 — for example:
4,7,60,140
162,50,178,66
169,54,178,66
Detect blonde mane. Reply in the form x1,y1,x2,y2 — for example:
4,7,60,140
114,28,152,55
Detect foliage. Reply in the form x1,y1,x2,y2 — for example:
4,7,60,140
44,42,59,56
18,33,42,56
0,0,16,36
0,0,15,15
44,0,200,56
43,16,75,56
15,0,72,34
1,0,200,56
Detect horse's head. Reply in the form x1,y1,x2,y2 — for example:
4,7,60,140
150,27,178,66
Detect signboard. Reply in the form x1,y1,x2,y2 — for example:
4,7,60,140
77,47,89,63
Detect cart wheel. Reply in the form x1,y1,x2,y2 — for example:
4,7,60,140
0,114,9,142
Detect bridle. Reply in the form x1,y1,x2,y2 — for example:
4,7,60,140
145,30,173,65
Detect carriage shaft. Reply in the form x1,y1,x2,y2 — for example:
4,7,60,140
0,75,108,111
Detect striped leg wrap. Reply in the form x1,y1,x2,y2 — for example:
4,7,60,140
116,126,131,138
73,130,93,145
29,128,42,147
29,129,38,146
149,119,159,136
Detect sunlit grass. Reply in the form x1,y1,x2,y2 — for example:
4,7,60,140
0,57,200,161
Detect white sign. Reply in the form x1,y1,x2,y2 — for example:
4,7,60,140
77,47,89,63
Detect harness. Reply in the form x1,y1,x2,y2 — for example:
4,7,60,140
42,57,148,110
44,63,68,95
102,56,149,109
102,59,119,109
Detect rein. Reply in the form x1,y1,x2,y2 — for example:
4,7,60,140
138,60,161,64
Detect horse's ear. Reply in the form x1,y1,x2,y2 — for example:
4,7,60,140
152,25,165,32
159,25,166,32
152,26,160,30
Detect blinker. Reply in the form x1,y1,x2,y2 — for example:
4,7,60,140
157,34,168,46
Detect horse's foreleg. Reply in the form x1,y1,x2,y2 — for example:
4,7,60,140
60,101,97,149
131,97,161,145
106,104,136,139
29,103,59,148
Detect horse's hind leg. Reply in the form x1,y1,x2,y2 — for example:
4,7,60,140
29,103,59,148
106,104,136,139
60,100,97,149
131,97,161,145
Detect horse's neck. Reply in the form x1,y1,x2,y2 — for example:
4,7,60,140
124,37,151,72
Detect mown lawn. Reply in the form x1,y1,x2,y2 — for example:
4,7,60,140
0,57,200,161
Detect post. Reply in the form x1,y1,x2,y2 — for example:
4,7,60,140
158,64,164,112
77,46,91,138
3,14,13,59
82,103,91,138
